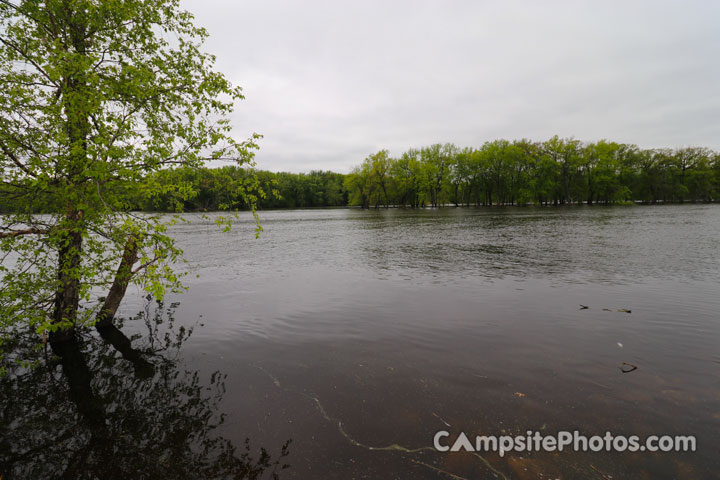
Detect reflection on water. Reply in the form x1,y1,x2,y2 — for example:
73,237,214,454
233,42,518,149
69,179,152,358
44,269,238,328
4,206,720,479
0,302,290,480
159,205,720,289
128,205,719,479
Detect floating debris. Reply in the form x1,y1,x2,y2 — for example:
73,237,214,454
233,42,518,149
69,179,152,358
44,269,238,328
580,305,633,313
514,392,526,397
617,342,623,348
619,362,638,373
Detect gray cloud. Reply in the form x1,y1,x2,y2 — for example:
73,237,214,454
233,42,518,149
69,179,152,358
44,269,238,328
181,0,720,172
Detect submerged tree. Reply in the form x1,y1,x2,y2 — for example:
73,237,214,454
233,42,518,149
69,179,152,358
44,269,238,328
0,0,260,347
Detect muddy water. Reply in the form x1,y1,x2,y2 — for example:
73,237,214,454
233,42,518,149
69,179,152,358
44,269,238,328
4,205,720,479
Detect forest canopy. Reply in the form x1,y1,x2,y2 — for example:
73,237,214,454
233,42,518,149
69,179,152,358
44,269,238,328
344,138,719,208
2,137,719,213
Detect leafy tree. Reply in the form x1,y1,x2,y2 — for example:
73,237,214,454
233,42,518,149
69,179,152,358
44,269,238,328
448,147,474,206
634,149,664,203
543,136,582,204
478,140,505,206
391,149,424,207
344,151,391,208
344,162,371,209
419,143,455,207
367,150,392,208
511,139,540,205
0,0,260,346
584,140,629,204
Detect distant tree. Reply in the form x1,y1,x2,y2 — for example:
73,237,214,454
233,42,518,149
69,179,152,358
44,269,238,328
344,162,371,208
368,150,391,208
390,149,423,207
543,136,582,204
448,147,474,207
671,147,712,202
419,143,456,207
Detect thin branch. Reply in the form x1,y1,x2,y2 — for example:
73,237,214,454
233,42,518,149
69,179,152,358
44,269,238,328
0,227,48,238
0,139,38,178
131,255,159,275
0,36,59,88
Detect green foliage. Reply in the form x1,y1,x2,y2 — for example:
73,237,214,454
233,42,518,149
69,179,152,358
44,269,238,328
345,139,720,208
129,166,348,211
0,0,260,340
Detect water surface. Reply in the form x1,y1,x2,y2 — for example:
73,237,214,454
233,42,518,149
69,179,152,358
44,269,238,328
7,205,720,479
142,205,720,479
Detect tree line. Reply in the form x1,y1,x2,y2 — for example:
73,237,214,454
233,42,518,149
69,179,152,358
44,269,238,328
141,167,348,211
141,137,720,210
345,137,720,208
2,137,719,214
0,167,348,213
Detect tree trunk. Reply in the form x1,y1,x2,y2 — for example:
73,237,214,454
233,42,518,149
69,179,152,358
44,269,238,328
50,210,84,343
96,235,140,328
52,18,92,341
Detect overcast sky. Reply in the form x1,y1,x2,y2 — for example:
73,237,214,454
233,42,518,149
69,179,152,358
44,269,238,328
180,0,720,173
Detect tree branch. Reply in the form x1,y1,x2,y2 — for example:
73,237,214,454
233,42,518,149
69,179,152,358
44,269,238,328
0,138,38,178
0,228,48,238
0,36,59,88
131,255,159,275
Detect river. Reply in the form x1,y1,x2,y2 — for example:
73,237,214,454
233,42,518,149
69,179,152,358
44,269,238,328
5,205,720,479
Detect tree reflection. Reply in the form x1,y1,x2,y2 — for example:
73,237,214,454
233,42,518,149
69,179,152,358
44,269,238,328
0,301,290,479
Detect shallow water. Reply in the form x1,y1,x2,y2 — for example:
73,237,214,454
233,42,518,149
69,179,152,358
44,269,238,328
5,205,720,479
